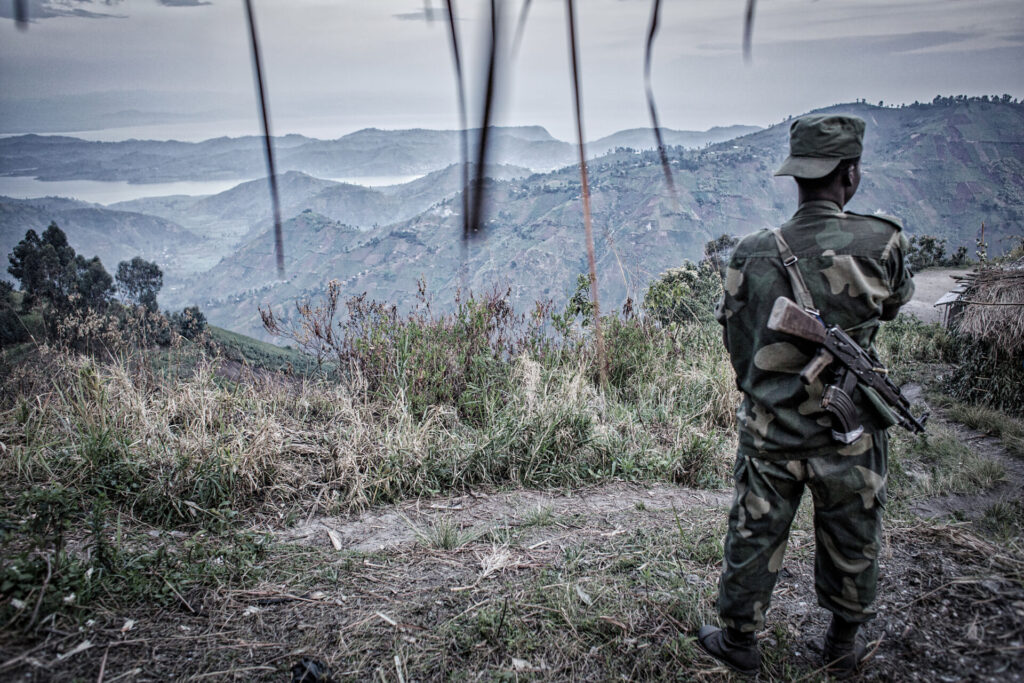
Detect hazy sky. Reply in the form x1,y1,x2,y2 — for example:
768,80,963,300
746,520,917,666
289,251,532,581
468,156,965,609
1,0,1023,140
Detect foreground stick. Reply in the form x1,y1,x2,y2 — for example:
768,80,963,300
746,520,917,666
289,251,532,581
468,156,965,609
244,0,285,277
444,0,470,241
644,0,678,205
14,0,27,28
467,0,501,239
565,0,608,387
767,296,928,441
743,0,757,63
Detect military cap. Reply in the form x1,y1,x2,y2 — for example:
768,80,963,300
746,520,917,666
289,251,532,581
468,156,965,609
774,114,865,179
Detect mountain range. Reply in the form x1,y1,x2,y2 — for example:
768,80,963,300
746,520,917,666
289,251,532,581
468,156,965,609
0,124,760,184
2,100,1022,342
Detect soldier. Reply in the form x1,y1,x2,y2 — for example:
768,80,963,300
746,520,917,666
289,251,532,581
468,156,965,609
698,114,914,676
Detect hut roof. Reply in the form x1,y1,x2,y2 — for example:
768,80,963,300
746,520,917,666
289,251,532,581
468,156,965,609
951,263,1024,357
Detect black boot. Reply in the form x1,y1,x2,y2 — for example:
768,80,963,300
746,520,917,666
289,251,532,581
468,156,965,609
822,616,866,676
697,624,760,676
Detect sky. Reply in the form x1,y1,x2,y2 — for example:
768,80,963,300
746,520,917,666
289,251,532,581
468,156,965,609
1,0,1023,141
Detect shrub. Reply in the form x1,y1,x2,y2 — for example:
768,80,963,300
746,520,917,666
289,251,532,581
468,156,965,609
169,305,208,341
261,280,557,424
0,307,30,345
643,260,723,326
906,233,968,270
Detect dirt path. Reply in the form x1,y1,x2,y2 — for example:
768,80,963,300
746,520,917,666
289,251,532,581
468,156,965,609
5,478,1021,681
902,266,971,323
281,483,729,554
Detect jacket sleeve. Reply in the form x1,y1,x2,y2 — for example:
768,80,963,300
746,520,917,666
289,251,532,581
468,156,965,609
881,232,914,320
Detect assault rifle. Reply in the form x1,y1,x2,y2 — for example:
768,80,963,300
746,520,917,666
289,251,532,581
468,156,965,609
767,296,928,443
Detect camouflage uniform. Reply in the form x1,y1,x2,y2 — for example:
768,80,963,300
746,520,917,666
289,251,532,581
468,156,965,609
713,198,914,632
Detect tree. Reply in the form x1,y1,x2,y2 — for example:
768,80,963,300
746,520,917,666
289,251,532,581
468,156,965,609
703,234,739,277
116,257,163,312
170,306,207,341
75,255,115,310
8,223,80,311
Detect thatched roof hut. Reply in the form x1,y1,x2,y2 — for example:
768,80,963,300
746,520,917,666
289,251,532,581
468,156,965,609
948,259,1024,360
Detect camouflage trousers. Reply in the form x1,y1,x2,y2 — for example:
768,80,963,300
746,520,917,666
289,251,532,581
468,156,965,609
716,431,888,633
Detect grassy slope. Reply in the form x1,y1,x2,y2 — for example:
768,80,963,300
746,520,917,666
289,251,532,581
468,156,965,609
207,324,318,374
1,295,1022,680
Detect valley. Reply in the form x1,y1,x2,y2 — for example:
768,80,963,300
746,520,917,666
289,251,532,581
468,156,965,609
2,99,1022,342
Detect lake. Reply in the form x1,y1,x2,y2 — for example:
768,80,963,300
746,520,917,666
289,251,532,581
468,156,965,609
0,173,426,205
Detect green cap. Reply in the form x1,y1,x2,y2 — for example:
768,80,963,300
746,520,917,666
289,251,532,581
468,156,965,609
774,114,865,179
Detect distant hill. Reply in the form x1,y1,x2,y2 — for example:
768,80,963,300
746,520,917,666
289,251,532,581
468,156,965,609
1,162,531,297
0,196,203,280
588,125,762,156
180,99,1024,341
114,163,530,244
0,125,759,184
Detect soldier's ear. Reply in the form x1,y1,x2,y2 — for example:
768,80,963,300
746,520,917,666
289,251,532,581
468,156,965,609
841,163,856,187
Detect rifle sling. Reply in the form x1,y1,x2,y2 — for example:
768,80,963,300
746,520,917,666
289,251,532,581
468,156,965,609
770,229,922,432
771,228,818,315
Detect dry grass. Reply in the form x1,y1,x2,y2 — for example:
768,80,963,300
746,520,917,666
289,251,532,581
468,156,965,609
1,325,737,527
951,267,1024,356
4,485,1021,682
5,283,1022,681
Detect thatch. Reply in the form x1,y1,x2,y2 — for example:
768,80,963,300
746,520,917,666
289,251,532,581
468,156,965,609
951,264,1024,357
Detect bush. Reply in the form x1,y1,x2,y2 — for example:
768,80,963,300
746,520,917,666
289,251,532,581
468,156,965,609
643,260,723,326
0,308,30,345
169,305,208,341
906,233,968,270
261,280,557,424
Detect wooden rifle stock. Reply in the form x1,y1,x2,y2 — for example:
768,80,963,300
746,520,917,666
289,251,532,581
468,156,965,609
767,296,928,435
767,296,826,343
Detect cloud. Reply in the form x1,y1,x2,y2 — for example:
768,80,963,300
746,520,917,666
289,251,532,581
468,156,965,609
156,0,211,6
0,0,124,20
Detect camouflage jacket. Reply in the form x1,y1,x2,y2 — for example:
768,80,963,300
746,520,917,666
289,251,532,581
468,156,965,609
715,200,914,458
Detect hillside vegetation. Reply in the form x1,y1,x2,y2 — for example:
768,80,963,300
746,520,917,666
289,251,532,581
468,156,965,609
4,99,1021,343
0,125,757,184
193,98,1024,341
2,253,1023,679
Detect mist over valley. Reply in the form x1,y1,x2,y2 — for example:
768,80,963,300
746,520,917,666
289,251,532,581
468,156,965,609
2,98,1022,342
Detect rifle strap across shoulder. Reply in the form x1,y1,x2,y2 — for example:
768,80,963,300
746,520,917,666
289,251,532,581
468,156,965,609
772,228,818,315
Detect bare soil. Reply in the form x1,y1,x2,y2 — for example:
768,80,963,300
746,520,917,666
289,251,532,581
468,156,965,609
4,469,1021,681
901,267,971,324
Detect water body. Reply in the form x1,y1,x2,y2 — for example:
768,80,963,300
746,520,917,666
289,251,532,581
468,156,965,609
0,173,425,205
0,177,254,205
327,175,424,187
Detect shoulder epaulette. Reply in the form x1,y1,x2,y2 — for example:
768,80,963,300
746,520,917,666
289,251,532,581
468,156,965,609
845,210,903,231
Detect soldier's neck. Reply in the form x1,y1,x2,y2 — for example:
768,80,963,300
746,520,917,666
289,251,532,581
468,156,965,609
798,186,847,208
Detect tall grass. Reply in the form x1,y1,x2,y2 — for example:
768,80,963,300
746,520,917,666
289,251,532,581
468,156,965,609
0,283,741,629
3,289,740,528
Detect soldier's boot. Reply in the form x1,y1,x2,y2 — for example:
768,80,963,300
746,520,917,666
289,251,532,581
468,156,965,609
697,625,760,676
822,616,866,676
